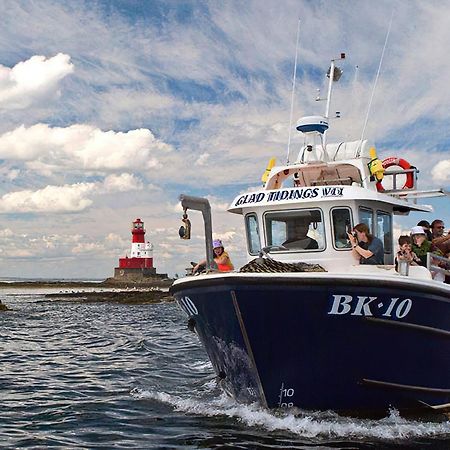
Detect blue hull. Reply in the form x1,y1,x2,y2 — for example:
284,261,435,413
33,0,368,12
171,275,450,415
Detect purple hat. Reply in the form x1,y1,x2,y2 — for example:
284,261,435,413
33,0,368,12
213,239,223,249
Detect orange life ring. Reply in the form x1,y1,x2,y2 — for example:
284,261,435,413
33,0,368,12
376,157,415,192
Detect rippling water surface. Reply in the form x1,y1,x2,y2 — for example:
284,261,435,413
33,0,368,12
1,289,449,449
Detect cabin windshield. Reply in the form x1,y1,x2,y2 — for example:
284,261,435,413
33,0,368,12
265,209,325,251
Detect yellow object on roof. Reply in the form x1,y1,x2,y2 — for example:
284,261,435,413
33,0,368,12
368,147,384,182
261,157,276,184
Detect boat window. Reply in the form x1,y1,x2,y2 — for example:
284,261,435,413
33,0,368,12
331,208,353,250
376,210,393,254
358,207,373,232
264,209,325,251
245,214,261,255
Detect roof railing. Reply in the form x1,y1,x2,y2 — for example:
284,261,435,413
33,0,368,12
379,168,418,193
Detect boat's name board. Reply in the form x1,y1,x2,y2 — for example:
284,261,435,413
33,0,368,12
328,294,412,319
234,187,344,207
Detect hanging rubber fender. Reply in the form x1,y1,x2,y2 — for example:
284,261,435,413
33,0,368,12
376,157,415,192
187,317,196,333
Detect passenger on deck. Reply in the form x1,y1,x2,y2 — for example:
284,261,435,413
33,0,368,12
211,239,234,272
282,214,319,250
430,219,450,254
395,235,420,271
429,220,450,283
417,220,432,241
193,239,234,273
348,223,384,265
431,219,446,240
432,234,450,257
410,226,432,267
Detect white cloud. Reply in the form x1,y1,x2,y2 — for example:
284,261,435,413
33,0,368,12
213,230,237,243
0,228,14,238
0,183,93,213
207,196,230,212
431,159,450,183
0,124,172,173
0,173,144,213
6,169,20,181
195,152,210,166
71,242,104,255
104,232,129,250
0,230,124,261
94,89,178,124
101,173,143,193
0,53,73,109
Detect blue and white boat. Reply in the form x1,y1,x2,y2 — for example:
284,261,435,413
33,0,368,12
170,55,450,417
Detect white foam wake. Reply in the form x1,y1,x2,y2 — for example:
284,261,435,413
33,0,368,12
131,389,450,440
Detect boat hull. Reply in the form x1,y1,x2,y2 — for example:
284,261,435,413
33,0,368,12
171,274,450,415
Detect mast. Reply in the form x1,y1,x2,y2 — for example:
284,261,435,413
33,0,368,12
286,19,301,164
323,53,345,148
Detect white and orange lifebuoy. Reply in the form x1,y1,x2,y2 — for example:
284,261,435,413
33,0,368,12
376,157,415,192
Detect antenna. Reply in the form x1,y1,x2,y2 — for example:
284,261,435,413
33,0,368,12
357,10,394,156
286,19,301,164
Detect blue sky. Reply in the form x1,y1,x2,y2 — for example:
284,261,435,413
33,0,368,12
0,0,448,278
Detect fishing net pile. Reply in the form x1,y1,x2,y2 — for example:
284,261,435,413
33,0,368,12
239,258,326,273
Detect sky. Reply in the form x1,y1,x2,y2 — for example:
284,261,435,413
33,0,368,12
0,0,449,279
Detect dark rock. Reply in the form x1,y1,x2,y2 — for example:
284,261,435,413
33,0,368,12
44,289,174,304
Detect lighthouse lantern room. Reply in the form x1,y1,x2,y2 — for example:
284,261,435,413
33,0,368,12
114,218,157,279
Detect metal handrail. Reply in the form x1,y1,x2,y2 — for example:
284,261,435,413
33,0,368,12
426,252,450,276
380,168,418,192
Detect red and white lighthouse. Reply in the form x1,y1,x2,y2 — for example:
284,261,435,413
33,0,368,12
114,218,157,278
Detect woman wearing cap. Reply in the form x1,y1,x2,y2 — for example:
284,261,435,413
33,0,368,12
212,239,234,272
410,225,432,266
193,239,234,273
417,220,432,241
347,223,384,265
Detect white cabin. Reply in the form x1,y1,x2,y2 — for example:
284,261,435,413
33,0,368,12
228,138,433,273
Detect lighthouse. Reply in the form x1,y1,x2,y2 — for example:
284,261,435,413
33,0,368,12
114,218,157,279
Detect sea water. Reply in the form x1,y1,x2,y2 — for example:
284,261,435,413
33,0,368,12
1,288,448,449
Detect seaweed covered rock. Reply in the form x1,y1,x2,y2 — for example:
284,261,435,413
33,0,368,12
44,289,174,304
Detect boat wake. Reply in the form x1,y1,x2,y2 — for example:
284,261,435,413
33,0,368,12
131,387,449,441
